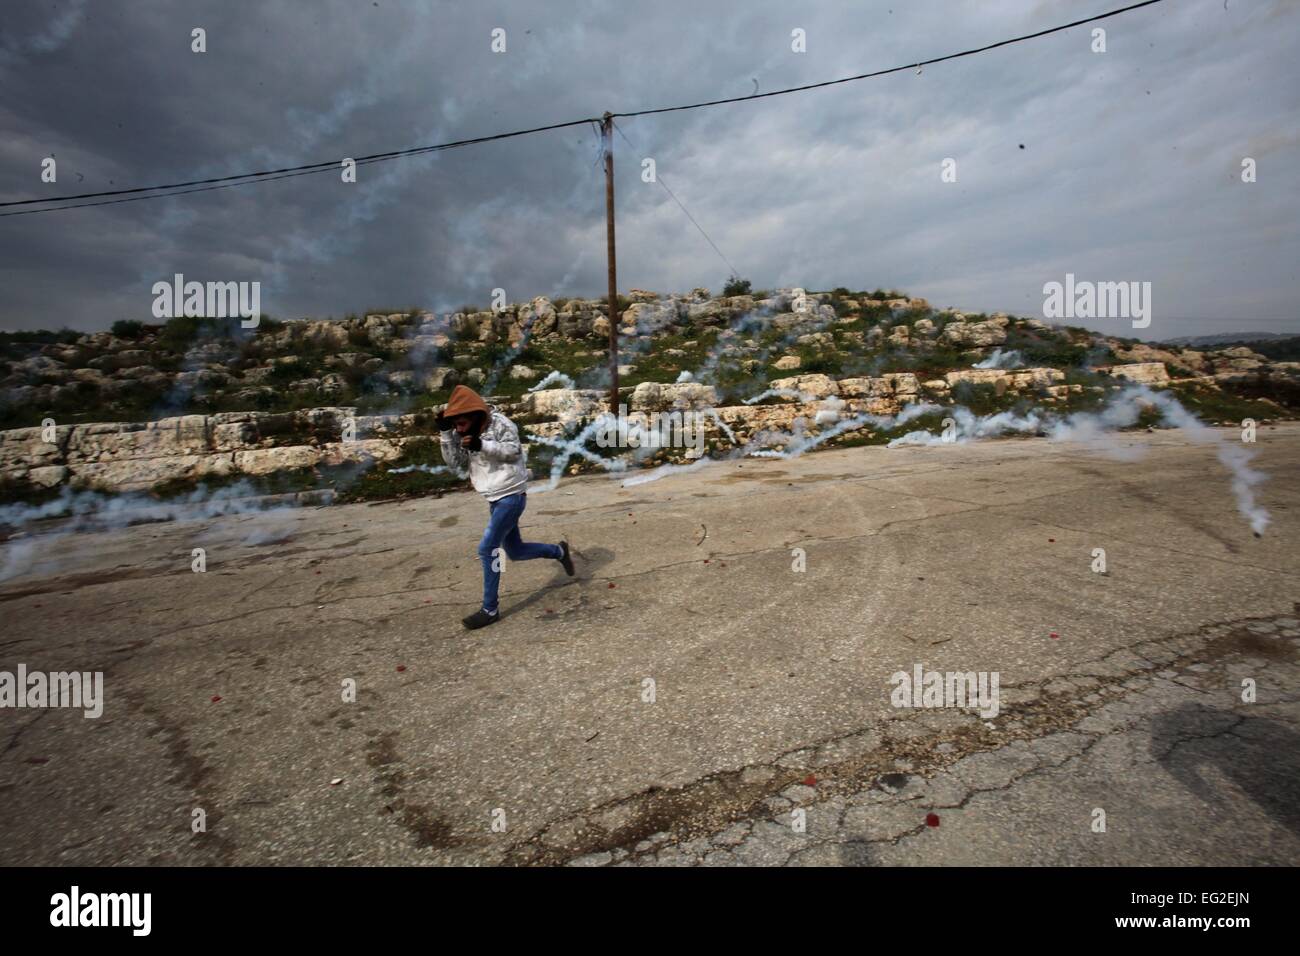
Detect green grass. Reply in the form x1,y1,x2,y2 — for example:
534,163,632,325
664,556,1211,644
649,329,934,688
1168,383,1287,423
825,409,950,449
950,381,1022,416
334,436,469,502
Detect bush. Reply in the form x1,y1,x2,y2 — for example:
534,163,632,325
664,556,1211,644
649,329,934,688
722,276,752,297
156,315,203,352
951,381,1022,416
1248,337,1300,362
111,320,147,339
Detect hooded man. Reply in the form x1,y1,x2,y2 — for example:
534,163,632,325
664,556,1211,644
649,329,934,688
437,384,574,629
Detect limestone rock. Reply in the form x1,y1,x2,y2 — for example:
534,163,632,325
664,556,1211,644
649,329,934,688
520,389,605,425
628,382,718,412
1095,362,1170,385
940,321,1008,348
769,374,839,400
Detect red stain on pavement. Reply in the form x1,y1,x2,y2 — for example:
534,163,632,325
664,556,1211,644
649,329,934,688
926,813,940,827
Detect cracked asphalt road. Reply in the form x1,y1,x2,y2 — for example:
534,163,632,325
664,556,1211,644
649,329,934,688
1,423,1297,866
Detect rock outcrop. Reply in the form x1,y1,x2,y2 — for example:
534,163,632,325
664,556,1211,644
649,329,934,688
2,284,1296,496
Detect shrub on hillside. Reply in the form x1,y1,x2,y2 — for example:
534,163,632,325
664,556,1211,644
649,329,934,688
110,320,147,339
722,276,752,297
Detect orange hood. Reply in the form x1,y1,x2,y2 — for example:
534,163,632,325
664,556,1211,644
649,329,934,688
435,384,491,432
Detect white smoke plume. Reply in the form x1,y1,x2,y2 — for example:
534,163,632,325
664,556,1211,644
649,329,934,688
1120,385,1270,535
972,348,1024,369
888,406,1042,447
701,407,737,445
526,414,629,491
387,464,463,477
889,385,1271,535
0,480,304,583
528,370,576,392
621,455,717,487
743,387,812,405
482,307,540,395
748,401,941,459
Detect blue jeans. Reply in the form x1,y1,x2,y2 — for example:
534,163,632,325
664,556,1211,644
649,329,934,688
477,493,561,613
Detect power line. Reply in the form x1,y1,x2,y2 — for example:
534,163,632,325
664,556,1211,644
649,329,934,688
0,154,401,218
0,117,600,215
612,119,741,279
611,0,1165,119
1,0,1166,218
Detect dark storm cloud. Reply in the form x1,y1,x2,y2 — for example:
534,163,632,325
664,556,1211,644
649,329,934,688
1,0,1297,337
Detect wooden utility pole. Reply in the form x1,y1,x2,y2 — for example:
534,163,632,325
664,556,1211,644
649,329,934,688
602,112,619,412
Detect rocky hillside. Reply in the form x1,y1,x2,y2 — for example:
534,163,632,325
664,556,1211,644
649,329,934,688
2,287,1297,504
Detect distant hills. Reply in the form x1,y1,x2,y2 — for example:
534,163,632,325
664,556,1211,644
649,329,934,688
1159,331,1300,348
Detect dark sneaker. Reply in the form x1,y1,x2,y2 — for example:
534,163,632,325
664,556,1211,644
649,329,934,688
558,540,575,577
462,608,499,630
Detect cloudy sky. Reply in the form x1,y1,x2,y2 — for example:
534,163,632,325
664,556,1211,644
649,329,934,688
1,0,1297,339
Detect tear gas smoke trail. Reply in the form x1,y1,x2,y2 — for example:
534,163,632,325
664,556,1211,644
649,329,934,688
688,295,841,388
482,308,540,395
814,396,846,426
972,348,1024,369
574,293,741,392
528,370,576,391
0,480,303,583
526,414,629,492
734,300,842,372
366,309,456,420
616,400,941,486
889,385,1271,535
1124,385,1270,536
387,464,462,476
701,408,737,444
0,480,294,532
559,292,912,487
264,124,451,300
685,302,779,384
887,407,1042,447
0,538,40,585
748,402,941,459
744,387,815,405
621,455,716,487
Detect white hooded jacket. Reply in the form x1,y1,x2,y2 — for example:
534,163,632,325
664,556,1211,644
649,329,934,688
439,407,531,501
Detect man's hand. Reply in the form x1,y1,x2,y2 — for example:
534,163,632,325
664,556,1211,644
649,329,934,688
462,434,482,452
